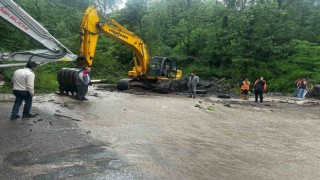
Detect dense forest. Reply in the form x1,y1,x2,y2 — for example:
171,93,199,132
1,0,320,93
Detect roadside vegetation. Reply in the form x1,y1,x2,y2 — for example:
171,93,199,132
1,0,320,93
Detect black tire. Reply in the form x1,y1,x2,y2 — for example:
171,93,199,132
60,69,68,93
71,70,78,95
68,70,75,91
57,70,64,93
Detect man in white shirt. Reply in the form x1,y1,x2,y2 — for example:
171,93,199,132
10,61,38,120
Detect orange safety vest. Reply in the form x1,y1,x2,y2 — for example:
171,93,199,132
241,81,250,90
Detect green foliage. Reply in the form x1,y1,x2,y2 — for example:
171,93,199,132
0,62,74,93
34,62,75,93
2,0,320,93
0,68,15,93
207,105,215,111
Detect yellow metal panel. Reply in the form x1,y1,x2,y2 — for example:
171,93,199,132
80,6,100,67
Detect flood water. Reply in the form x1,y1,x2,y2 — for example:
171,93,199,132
1,89,320,179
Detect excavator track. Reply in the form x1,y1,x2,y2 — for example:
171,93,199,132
152,81,171,94
117,78,173,94
117,78,133,91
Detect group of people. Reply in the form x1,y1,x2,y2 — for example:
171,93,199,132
12,60,298,120
10,61,91,120
187,73,269,102
10,61,201,120
240,77,267,103
294,78,309,100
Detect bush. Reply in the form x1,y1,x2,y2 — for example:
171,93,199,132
0,62,74,94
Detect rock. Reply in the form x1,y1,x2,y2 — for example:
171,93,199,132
54,113,72,118
218,94,231,98
61,103,68,107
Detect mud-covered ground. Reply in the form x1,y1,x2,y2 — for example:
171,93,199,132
1,86,320,179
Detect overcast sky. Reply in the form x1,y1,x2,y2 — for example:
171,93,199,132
118,0,126,9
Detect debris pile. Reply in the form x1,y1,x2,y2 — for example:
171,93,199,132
170,77,233,95
310,84,320,99
94,77,233,96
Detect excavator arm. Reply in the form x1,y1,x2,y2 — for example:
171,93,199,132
100,22,150,77
80,6,182,92
80,6,150,77
0,0,77,68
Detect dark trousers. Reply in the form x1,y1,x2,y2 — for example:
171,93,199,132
77,85,88,99
189,85,196,98
254,90,263,103
11,90,33,117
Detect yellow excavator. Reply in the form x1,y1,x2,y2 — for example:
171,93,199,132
0,1,182,94
77,6,182,93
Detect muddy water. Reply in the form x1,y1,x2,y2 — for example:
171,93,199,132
2,90,320,179
65,90,320,180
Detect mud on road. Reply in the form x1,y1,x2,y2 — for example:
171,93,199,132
1,87,320,179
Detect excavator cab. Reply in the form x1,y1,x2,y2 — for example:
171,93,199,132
147,57,178,79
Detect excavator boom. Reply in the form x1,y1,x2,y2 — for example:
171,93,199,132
0,0,77,67
80,6,150,77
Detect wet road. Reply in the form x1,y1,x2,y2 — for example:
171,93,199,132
0,94,139,179
1,90,320,179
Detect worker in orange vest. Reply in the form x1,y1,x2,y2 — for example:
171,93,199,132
240,78,250,100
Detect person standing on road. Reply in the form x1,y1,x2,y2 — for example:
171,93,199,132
253,77,267,103
10,61,38,120
187,72,199,99
303,78,310,98
297,78,308,100
293,78,301,97
240,78,250,100
76,67,91,101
